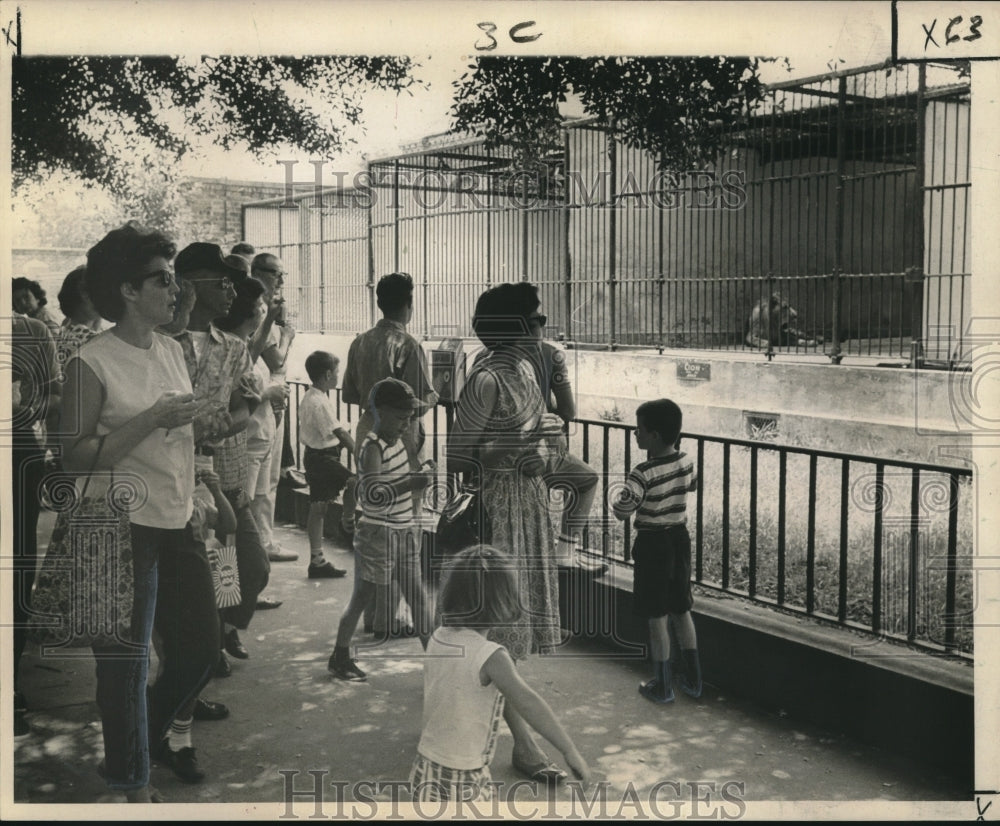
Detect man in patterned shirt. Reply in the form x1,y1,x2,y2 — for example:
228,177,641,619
147,244,266,784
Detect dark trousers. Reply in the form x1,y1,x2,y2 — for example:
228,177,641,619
218,492,270,630
12,441,46,689
147,526,221,745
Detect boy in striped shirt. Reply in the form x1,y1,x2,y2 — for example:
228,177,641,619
327,378,436,681
613,398,702,704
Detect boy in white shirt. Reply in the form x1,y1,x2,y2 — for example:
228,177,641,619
299,351,358,578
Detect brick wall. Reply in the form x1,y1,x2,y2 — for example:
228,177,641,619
184,177,287,247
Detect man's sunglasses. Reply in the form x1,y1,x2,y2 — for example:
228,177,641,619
527,314,547,327
185,275,234,291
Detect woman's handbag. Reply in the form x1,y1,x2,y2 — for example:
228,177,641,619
435,482,492,555
29,436,136,650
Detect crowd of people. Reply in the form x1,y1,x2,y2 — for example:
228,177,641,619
11,221,703,803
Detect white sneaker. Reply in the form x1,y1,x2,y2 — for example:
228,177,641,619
267,545,299,562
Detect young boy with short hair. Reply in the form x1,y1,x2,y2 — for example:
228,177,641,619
299,351,358,579
612,398,702,704
327,377,435,681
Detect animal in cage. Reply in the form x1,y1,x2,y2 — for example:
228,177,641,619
745,294,824,349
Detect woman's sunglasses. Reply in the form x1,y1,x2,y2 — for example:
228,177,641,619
130,269,176,288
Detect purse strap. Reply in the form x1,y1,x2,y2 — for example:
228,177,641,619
77,434,107,501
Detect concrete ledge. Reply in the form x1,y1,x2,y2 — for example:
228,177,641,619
275,484,349,541
558,560,974,786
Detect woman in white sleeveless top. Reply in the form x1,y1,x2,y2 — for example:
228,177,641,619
60,223,203,803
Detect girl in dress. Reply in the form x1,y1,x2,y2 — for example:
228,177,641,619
409,545,590,802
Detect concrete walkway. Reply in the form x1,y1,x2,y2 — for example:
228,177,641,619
9,516,970,819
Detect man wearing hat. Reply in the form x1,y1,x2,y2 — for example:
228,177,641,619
147,244,271,779
326,377,436,681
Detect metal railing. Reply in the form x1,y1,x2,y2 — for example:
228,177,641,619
284,382,973,660
245,62,972,364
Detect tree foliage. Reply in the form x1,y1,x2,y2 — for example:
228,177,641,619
12,56,418,197
450,56,780,169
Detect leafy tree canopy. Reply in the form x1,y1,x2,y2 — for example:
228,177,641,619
12,55,419,197
450,56,783,169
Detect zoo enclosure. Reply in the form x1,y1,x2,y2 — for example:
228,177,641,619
284,381,974,660
244,60,972,363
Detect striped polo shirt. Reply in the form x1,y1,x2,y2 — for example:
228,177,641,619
614,452,696,529
358,431,413,526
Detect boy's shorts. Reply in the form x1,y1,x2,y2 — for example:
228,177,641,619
303,446,353,504
354,520,422,586
632,524,694,618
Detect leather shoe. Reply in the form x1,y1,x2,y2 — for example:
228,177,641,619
154,739,205,784
308,560,347,579
256,596,282,610
192,698,230,721
224,629,249,660
213,651,232,679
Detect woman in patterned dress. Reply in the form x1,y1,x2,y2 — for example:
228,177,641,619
55,266,105,377
446,282,571,784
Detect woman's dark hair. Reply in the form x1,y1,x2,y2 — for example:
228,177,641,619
438,544,523,629
635,398,683,448
85,222,176,322
57,266,89,318
375,272,414,314
471,282,540,349
12,277,47,307
215,276,266,332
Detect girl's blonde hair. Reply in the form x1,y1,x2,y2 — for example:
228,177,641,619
438,545,523,629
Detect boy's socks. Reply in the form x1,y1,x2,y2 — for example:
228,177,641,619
310,548,326,565
679,649,703,698
167,717,193,751
332,644,351,664
639,660,675,704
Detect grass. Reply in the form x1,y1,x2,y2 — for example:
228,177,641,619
565,425,975,656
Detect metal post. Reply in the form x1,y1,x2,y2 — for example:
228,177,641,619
657,151,665,353
908,470,921,642
393,159,401,272
422,156,429,339
521,165,529,280
909,64,927,368
563,129,573,342
366,170,376,327
486,147,493,289
830,76,846,364
765,273,775,361
318,195,326,332
608,122,618,350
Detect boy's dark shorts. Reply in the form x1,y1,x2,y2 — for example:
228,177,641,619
632,524,694,618
303,446,353,504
